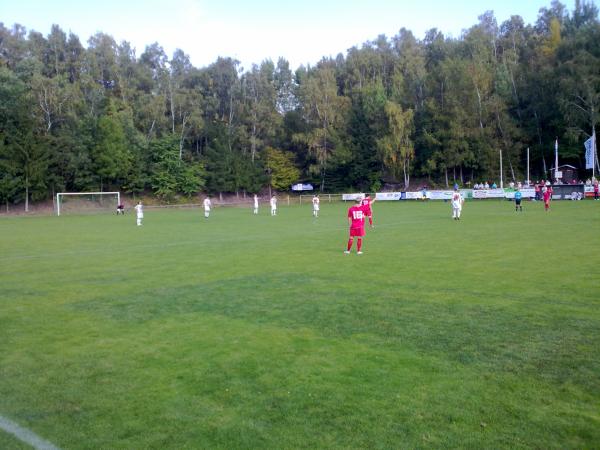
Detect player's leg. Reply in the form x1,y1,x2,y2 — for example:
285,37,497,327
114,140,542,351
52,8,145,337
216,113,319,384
345,236,353,253
369,215,373,227
357,237,363,254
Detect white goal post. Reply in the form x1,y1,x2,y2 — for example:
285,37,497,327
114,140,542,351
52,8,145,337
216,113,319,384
56,192,121,216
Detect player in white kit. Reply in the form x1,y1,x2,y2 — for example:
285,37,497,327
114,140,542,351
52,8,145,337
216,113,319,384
134,201,143,226
451,188,464,220
270,195,277,216
312,195,320,217
253,194,259,214
203,196,212,218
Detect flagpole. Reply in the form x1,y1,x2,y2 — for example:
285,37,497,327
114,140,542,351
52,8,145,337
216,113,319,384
594,129,597,179
500,149,503,189
554,137,559,181
527,147,530,185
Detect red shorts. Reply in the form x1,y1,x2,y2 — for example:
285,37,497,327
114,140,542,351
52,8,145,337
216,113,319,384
363,209,372,216
350,227,365,237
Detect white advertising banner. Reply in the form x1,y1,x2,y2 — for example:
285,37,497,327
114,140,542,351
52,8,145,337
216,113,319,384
504,188,535,199
428,190,454,200
342,193,365,201
404,191,425,200
375,192,402,201
472,188,505,199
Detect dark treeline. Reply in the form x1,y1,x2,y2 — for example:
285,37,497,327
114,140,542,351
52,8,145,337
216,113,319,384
1,1,599,210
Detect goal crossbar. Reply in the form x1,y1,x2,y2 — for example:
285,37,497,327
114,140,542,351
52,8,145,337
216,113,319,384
56,192,121,216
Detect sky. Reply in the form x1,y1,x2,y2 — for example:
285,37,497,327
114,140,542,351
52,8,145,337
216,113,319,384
1,0,576,71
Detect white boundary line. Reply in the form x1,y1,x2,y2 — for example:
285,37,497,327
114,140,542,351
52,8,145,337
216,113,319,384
0,415,61,450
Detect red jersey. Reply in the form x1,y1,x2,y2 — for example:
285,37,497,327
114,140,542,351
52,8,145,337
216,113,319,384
543,190,551,202
348,205,366,228
361,197,372,214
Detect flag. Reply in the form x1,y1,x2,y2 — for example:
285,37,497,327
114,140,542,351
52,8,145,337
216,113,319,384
584,135,594,169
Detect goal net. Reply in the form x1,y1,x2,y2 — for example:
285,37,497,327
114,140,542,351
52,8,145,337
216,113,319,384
56,192,121,216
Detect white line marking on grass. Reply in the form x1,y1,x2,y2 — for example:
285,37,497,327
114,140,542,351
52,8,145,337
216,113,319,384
0,415,61,450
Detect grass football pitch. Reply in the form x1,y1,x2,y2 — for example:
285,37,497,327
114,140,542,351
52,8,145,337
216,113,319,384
1,200,599,449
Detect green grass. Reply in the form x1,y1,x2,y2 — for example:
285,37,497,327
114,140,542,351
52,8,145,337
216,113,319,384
1,200,599,449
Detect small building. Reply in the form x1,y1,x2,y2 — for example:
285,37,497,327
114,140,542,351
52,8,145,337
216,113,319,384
550,164,578,184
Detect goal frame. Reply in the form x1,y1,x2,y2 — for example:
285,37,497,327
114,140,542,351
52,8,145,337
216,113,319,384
56,191,121,216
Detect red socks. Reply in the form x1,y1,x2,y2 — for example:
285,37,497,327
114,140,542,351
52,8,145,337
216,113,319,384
357,238,362,252
347,238,353,251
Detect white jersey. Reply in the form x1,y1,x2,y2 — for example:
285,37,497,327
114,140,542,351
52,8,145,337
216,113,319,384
203,198,211,211
312,197,320,210
270,197,277,209
254,196,259,208
451,192,463,209
134,204,143,218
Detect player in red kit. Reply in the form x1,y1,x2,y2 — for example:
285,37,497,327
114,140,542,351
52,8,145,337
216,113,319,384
543,186,552,211
345,197,366,255
361,194,375,227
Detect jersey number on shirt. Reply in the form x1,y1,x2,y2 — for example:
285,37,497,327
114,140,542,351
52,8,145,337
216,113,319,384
352,210,364,220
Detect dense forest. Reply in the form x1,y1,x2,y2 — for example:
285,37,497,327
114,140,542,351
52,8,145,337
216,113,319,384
1,0,599,210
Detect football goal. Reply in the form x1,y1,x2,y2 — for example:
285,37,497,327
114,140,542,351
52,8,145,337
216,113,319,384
56,192,121,216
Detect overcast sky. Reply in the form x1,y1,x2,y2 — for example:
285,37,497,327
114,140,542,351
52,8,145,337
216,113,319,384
1,0,575,71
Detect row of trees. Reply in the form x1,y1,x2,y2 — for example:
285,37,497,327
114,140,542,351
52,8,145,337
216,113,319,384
1,0,599,211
